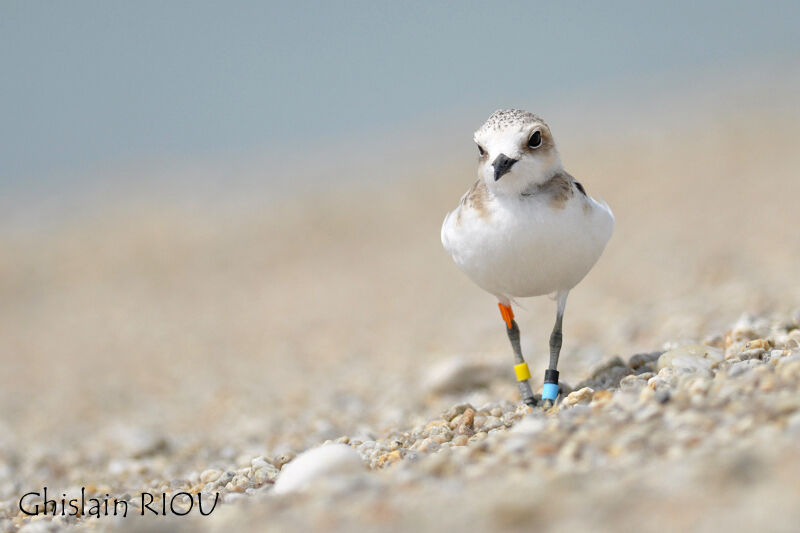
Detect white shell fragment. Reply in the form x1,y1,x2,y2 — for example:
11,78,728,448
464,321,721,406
273,443,365,495
657,344,724,375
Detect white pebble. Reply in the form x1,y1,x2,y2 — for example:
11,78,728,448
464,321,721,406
273,444,365,495
251,456,270,470
657,344,722,375
200,469,222,483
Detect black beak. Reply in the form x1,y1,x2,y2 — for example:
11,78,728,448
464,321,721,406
492,154,518,181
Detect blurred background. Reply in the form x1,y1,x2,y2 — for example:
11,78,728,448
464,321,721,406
2,0,800,505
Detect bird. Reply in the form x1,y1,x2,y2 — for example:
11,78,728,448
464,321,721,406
441,109,614,408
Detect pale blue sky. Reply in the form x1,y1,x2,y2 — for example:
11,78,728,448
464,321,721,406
2,1,799,185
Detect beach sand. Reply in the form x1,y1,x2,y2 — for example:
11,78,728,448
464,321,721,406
2,92,800,531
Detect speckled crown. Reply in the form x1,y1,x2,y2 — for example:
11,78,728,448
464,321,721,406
477,109,545,135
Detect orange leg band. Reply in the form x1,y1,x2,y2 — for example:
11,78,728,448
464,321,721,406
498,303,514,329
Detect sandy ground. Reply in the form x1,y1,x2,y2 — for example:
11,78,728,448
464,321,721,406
1,86,800,531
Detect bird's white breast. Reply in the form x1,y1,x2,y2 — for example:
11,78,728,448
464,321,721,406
441,186,613,301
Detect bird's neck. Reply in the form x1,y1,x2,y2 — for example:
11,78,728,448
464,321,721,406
489,166,564,198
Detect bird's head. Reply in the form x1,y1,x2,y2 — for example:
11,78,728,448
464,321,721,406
473,109,562,196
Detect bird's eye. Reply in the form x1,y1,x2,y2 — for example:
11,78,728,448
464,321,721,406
477,144,486,157
528,131,542,149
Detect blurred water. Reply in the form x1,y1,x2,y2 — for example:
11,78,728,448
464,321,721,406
2,1,799,190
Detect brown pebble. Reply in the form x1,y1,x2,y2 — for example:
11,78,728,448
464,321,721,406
746,339,771,350
376,450,402,468
591,389,614,407
457,408,475,436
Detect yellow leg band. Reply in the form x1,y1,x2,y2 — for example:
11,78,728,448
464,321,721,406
514,363,531,382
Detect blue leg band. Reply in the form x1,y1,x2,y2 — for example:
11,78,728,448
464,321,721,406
542,382,559,401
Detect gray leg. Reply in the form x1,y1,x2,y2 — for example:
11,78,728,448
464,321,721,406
499,303,536,407
506,319,536,406
542,291,569,408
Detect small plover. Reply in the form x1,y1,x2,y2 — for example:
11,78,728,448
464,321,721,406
441,109,614,407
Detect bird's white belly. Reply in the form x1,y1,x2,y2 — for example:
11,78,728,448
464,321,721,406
442,195,613,300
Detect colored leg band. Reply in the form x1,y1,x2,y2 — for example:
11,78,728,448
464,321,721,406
514,362,531,381
543,369,560,401
542,382,559,401
498,303,514,329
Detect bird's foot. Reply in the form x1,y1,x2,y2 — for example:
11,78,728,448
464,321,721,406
541,371,560,409
522,395,539,408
